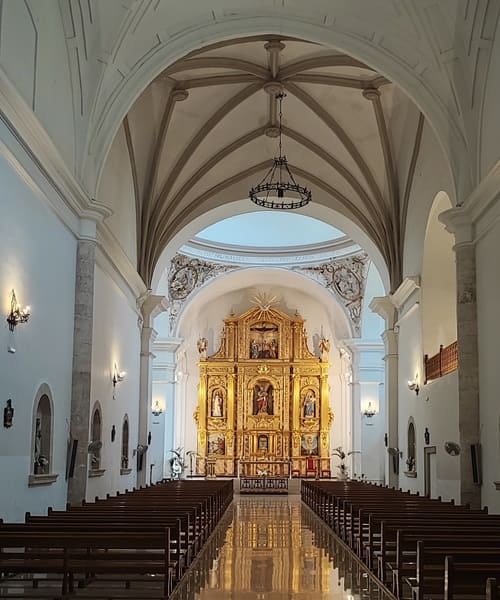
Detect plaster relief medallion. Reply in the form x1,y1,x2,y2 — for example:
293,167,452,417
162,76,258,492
333,265,362,300
169,265,198,300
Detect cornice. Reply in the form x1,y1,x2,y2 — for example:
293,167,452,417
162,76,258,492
440,160,500,245
369,296,397,327
390,276,420,312
153,337,184,353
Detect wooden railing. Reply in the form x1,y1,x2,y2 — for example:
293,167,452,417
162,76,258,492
424,341,458,383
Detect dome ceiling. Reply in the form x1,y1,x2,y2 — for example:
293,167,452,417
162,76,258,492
180,212,358,266
120,36,425,289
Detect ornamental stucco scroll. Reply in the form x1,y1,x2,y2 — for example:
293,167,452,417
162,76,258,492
293,252,370,337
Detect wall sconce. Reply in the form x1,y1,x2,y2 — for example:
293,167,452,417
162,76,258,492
152,399,164,416
407,375,420,395
362,401,377,418
112,363,126,387
6,289,30,332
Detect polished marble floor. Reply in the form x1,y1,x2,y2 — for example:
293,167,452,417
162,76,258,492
172,495,391,600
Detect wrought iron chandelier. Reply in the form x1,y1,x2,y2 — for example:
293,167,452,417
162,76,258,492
249,93,311,210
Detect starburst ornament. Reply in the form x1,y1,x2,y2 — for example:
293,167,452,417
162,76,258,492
250,292,280,319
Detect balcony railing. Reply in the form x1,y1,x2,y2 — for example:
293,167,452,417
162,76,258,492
424,341,458,383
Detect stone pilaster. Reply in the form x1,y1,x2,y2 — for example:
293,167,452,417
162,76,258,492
67,238,96,505
440,209,480,508
369,296,399,487
136,294,168,487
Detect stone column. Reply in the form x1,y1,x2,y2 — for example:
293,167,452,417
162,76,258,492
67,212,110,506
136,294,168,487
369,297,399,488
440,210,480,508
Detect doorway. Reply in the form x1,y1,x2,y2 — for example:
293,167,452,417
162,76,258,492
424,446,437,497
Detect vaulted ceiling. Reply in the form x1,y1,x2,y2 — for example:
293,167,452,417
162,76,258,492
121,37,425,289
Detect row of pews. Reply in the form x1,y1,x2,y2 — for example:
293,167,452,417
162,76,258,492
0,479,233,598
302,480,500,600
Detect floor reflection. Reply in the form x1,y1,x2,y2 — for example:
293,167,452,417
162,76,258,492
171,495,391,600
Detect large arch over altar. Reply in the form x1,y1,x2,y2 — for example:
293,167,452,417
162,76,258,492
194,296,332,477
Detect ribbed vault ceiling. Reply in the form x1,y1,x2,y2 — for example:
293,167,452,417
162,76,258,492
121,36,425,290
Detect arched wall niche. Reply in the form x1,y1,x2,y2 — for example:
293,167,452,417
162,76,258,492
88,20,464,201
151,199,390,293
30,383,55,476
90,402,103,471
421,191,457,358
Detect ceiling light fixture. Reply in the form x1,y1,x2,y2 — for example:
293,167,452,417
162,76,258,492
249,93,311,210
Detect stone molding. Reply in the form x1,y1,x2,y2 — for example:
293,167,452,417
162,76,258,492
88,469,106,478
440,162,500,246
390,276,420,314
120,468,133,476
28,473,59,487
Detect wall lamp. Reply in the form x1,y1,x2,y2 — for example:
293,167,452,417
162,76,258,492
6,289,30,332
152,399,164,416
407,375,420,395
362,401,377,418
112,363,126,387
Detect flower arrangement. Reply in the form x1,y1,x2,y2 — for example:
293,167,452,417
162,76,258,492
331,446,348,479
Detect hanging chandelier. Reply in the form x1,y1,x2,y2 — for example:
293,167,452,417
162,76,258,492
249,93,311,210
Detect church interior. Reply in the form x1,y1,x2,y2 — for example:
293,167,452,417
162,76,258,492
2,1,500,598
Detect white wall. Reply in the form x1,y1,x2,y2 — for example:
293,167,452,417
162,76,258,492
0,152,76,521
397,301,460,501
421,192,456,356
476,218,500,512
87,264,141,500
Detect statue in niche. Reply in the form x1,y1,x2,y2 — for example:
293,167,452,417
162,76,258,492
319,338,330,361
253,381,273,415
3,399,13,428
211,390,224,418
197,336,208,359
303,390,317,418
258,434,269,452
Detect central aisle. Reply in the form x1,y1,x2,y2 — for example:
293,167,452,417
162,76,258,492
172,494,389,600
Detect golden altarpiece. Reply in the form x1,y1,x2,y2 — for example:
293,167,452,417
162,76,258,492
195,304,332,477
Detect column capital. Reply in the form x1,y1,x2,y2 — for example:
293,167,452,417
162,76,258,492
137,292,169,328
369,295,397,328
439,207,474,246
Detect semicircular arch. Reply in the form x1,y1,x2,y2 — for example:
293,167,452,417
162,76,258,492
88,16,465,203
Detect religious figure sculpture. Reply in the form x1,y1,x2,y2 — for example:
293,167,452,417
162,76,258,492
34,417,42,472
319,337,330,362
303,390,316,418
197,336,208,359
211,390,223,417
3,399,13,428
